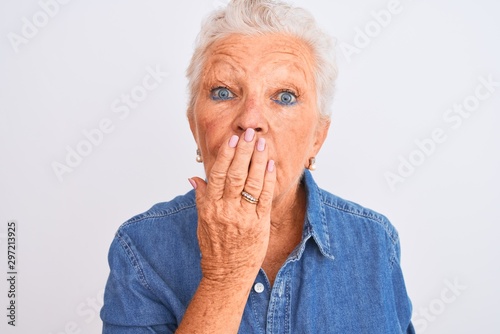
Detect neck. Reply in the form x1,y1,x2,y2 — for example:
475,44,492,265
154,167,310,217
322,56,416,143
270,179,307,234
263,178,307,286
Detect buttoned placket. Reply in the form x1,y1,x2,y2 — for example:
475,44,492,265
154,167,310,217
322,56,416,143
266,266,293,334
249,270,271,333
264,230,314,334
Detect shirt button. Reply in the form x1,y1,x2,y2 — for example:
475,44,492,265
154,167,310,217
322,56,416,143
254,282,265,293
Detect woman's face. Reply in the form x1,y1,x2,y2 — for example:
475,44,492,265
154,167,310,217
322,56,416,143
189,33,330,202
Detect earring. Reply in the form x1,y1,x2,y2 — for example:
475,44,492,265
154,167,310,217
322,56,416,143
307,157,316,171
196,149,203,163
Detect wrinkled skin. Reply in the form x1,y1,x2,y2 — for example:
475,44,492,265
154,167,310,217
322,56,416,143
188,33,330,285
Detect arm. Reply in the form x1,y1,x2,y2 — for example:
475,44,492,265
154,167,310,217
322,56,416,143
390,235,415,334
176,278,253,333
101,233,176,333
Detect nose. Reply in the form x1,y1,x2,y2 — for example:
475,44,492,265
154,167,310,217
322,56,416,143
231,96,268,134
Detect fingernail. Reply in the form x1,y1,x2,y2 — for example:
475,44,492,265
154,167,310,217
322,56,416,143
257,138,266,152
229,135,239,148
267,160,275,172
244,128,255,142
188,178,197,189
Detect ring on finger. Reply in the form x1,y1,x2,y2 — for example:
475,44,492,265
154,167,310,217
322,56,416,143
241,190,259,204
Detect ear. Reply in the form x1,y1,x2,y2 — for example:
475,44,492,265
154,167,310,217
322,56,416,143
310,118,331,157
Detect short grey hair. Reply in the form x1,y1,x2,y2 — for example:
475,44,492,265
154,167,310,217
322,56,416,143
186,0,338,120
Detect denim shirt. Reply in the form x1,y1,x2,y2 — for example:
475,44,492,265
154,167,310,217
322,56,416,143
101,170,415,333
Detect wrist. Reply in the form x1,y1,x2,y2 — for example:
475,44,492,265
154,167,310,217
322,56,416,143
198,273,258,301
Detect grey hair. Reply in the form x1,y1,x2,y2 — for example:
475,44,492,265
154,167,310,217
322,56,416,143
186,0,338,120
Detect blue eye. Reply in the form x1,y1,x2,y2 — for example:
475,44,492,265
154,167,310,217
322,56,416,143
211,87,234,101
274,91,297,106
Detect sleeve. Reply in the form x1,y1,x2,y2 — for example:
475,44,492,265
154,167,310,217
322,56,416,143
390,236,416,334
100,231,177,334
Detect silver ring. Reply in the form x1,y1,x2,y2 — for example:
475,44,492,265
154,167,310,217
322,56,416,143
241,190,259,204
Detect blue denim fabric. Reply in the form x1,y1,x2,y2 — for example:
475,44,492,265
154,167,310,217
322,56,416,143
101,170,415,333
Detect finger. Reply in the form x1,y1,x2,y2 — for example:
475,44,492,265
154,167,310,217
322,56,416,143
256,160,276,218
189,176,207,203
223,128,257,200
206,135,240,199
190,176,218,253
189,177,215,252
239,137,268,207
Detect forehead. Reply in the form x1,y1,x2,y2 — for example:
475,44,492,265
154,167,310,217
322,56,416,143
203,33,316,81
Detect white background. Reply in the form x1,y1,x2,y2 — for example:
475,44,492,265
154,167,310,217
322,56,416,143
1,0,499,333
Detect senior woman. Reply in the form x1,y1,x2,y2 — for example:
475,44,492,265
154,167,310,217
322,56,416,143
101,0,414,333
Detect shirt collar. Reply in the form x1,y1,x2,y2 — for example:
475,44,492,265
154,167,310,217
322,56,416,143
302,170,335,260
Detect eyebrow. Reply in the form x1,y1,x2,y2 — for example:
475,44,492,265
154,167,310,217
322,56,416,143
203,53,312,95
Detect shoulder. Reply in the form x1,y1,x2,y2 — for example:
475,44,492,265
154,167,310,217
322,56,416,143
118,190,197,232
107,190,200,283
122,190,196,226
112,190,199,253
312,185,402,267
318,187,399,244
